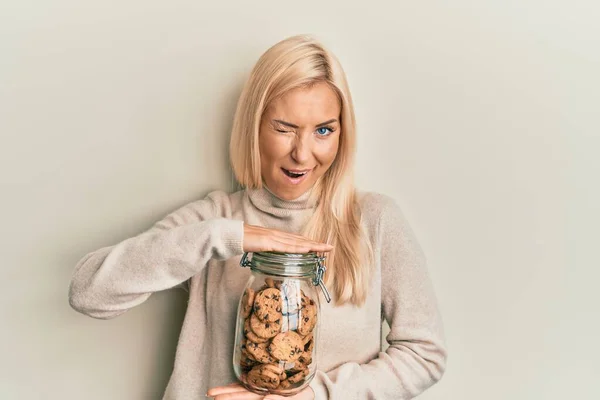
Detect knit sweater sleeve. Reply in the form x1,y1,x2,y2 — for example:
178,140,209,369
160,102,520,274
68,190,244,319
309,195,447,399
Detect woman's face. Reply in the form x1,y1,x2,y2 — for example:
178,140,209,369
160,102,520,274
259,82,341,201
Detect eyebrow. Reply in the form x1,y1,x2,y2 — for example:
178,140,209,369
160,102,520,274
273,119,338,129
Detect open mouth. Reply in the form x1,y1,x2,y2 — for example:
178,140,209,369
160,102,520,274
282,168,311,179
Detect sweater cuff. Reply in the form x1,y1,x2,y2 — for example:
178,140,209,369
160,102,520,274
216,218,244,259
309,373,328,400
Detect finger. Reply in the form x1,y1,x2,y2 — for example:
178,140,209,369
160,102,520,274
206,383,245,396
264,228,332,248
286,236,334,251
265,387,314,400
271,236,333,252
268,229,320,242
284,241,333,253
268,239,314,254
264,394,303,400
310,242,334,251
213,391,264,400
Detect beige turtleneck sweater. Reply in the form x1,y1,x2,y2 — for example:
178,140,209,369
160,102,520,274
68,187,447,399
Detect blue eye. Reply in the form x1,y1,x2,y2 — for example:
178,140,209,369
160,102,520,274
316,127,333,136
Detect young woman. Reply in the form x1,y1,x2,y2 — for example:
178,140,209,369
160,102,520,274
69,35,447,400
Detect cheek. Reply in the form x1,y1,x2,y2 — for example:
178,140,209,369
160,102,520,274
316,138,340,166
260,134,290,165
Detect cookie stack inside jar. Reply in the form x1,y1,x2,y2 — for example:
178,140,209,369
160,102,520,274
236,276,318,395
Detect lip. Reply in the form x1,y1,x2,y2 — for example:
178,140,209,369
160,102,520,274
281,167,312,185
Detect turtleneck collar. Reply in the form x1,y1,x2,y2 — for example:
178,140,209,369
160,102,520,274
246,184,319,214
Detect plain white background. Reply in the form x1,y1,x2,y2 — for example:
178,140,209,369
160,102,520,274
1,1,598,399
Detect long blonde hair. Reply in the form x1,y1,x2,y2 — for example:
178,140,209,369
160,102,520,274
229,35,374,306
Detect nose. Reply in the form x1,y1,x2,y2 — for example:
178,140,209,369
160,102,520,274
291,134,311,165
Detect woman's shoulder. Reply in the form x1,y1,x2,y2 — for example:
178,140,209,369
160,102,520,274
353,190,405,243
203,188,245,205
356,189,401,219
355,189,416,235
356,189,421,246
198,188,247,216
160,188,244,222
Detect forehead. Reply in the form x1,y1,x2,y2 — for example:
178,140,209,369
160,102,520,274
266,82,341,124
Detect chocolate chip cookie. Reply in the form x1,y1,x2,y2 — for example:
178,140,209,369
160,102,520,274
277,368,310,389
268,331,304,362
250,312,281,339
297,293,317,336
246,340,276,364
264,277,283,288
241,288,256,319
277,379,293,389
302,333,314,353
288,357,310,373
244,317,269,344
247,363,282,390
287,368,309,384
253,288,283,322
240,353,258,370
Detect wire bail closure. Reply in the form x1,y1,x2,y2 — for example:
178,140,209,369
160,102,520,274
239,252,331,303
313,256,331,303
239,252,252,268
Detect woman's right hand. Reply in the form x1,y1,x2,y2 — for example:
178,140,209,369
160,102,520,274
243,224,333,254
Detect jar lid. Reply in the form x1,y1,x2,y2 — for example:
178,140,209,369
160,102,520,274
240,251,331,303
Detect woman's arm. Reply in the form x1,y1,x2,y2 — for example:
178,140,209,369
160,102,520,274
68,190,244,319
309,195,448,399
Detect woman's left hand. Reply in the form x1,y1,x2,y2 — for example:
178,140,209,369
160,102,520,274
207,382,315,400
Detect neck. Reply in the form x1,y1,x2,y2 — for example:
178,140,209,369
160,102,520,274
243,183,321,231
249,184,318,210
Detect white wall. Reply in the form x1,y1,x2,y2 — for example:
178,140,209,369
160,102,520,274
1,1,598,399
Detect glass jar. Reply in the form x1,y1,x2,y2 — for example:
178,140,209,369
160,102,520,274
233,251,331,396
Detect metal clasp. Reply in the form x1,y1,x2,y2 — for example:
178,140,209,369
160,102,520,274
314,256,332,303
240,252,252,268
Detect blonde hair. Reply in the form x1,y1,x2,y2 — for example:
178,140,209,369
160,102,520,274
229,35,374,306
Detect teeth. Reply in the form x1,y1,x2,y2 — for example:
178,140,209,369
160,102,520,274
284,169,307,178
